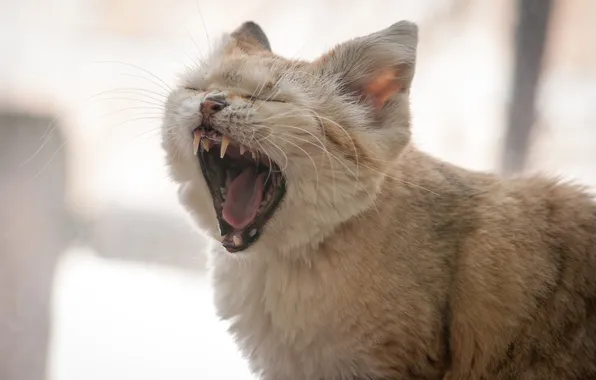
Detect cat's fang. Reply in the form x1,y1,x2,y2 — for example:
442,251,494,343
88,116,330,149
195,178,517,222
192,131,201,155
233,234,243,246
251,151,257,160
202,139,212,152
220,135,230,158
240,145,246,155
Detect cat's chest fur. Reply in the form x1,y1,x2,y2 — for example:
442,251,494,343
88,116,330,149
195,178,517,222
211,250,365,380
209,240,445,380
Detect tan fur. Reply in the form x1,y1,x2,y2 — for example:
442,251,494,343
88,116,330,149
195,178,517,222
161,20,596,380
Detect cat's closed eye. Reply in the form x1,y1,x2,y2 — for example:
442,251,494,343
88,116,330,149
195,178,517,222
182,87,285,103
243,95,286,103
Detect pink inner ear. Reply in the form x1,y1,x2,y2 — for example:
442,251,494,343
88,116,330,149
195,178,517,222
364,69,402,110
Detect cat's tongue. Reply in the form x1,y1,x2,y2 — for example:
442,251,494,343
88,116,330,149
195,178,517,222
222,166,265,230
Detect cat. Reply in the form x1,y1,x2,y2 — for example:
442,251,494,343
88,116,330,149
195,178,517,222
161,20,596,380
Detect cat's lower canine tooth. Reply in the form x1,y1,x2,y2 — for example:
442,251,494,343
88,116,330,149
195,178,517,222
202,139,212,152
220,135,230,158
192,131,201,155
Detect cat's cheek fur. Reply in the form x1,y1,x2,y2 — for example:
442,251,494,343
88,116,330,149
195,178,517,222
262,178,356,249
177,180,220,240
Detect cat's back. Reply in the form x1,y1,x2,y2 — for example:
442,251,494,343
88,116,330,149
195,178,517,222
482,176,596,379
408,152,596,379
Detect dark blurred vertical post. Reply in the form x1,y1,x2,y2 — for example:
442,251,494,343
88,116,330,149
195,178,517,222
502,0,554,175
0,112,72,380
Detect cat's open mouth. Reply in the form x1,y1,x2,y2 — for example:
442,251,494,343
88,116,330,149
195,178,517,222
192,127,286,253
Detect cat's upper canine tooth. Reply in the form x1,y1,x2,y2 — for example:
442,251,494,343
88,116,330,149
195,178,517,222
202,139,212,152
251,151,257,160
240,145,246,155
192,131,201,155
220,136,230,158
232,234,243,246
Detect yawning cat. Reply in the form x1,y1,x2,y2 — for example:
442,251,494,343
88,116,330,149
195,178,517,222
161,20,596,380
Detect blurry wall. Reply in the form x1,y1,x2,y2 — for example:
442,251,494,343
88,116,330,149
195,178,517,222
0,112,71,380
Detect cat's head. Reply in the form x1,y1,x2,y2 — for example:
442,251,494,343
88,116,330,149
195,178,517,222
162,20,418,258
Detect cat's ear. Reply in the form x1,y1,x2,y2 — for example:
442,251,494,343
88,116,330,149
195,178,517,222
230,21,272,53
315,21,418,111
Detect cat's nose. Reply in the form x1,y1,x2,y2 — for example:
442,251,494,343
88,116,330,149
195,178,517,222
200,92,229,120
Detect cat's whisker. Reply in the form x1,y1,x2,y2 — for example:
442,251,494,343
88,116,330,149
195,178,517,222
355,162,440,196
21,115,66,168
259,124,328,149
255,106,361,178
255,137,289,174
266,134,321,193
96,105,168,117
92,61,174,92
93,107,171,124
89,91,168,108
132,127,174,140
106,115,175,130
193,0,211,55
303,108,361,175
272,132,377,212
184,28,206,65
259,123,333,193
276,130,437,197
253,109,315,123
88,87,168,100
31,138,68,181
116,73,173,95
24,93,169,170
93,98,167,109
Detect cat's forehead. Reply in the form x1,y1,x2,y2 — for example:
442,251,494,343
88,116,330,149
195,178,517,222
201,53,304,90
214,56,275,82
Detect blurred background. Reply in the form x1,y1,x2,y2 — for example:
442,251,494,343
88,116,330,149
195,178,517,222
1,0,595,379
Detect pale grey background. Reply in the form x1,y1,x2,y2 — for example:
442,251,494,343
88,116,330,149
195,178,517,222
1,1,595,379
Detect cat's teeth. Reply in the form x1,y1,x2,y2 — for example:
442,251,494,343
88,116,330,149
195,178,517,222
249,229,257,237
233,234,243,246
202,139,212,152
240,145,246,155
220,136,230,158
251,151,257,160
192,131,201,155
